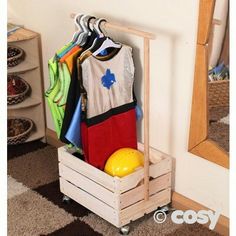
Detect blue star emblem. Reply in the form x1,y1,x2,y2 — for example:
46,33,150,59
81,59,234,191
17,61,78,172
101,69,116,89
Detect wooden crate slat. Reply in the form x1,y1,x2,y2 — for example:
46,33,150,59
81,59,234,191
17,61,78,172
120,172,171,209
137,142,162,163
60,178,120,227
59,163,119,209
119,156,172,193
119,188,171,226
58,147,115,191
119,168,144,193
150,156,172,178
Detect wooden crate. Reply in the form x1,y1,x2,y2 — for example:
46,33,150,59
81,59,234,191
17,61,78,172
58,145,172,228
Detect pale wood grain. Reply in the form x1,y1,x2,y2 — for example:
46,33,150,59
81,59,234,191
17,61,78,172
58,147,116,191
60,178,120,227
59,163,118,208
149,155,172,178
143,37,150,201
120,188,171,226
120,172,171,209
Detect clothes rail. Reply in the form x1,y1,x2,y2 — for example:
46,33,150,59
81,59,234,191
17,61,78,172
70,13,155,202
57,15,172,233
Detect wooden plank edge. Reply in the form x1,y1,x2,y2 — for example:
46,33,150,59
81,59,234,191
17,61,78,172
188,44,208,150
172,192,229,236
120,188,171,226
190,139,229,169
120,172,171,209
59,163,117,208
8,28,39,43
58,146,116,192
60,177,119,227
46,128,64,148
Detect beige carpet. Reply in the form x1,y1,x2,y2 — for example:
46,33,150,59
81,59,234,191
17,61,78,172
8,142,221,236
8,190,76,236
8,146,59,188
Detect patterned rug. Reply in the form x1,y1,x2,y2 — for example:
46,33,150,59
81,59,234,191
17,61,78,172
7,142,220,236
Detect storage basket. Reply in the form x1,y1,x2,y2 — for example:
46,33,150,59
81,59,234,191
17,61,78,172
7,117,34,145
208,80,229,107
7,75,30,105
7,45,25,67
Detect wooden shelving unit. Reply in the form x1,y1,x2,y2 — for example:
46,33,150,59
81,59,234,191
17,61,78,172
8,28,46,143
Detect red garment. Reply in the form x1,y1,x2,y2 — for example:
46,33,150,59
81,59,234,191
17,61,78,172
81,108,137,170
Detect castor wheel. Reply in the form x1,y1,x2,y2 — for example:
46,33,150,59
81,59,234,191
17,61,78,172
159,204,171,214
62,195,71,204
119,225,130,235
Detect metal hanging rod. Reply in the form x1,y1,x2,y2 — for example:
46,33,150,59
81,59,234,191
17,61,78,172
70,13,156,40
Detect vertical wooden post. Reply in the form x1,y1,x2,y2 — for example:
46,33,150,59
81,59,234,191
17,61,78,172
144,37,150,201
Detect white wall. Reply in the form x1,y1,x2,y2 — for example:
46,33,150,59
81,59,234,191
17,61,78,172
8,0,229,217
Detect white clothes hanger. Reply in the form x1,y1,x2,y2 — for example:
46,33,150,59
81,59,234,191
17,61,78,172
93,38,121,56
71,13,84,43
76,14,91,46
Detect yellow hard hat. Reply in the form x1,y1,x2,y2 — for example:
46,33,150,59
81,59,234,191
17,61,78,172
104,148,144,177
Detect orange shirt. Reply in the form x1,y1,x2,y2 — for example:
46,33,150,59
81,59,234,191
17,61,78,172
60,45,80,62
65,48,82,74
60,46,82,74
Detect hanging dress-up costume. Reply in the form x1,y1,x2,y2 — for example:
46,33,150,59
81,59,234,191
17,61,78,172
79,45,137,170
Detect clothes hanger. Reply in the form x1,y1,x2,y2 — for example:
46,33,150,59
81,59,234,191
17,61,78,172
80,15,96,46
79,18,106,58
75,14,92,46
92,18,121,56
79,17,100,52
86,16,96,35
86,18,108,52
93,18,106,38
93,37,121,56
71,14,84,43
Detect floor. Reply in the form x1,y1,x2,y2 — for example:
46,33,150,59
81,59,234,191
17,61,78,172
7,141,220,236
